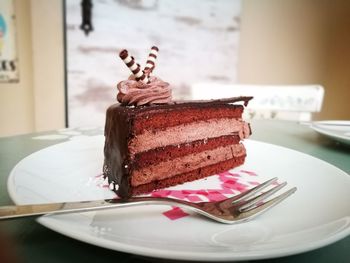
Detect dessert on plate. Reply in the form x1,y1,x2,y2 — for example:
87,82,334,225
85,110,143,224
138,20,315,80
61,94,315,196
103,46,252,198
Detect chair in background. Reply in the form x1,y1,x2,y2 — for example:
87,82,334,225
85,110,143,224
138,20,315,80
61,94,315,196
189,84,324,121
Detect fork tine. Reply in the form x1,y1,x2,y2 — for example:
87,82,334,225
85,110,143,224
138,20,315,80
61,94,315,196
227,177,278,203
238,187,297,220
238,181,287,211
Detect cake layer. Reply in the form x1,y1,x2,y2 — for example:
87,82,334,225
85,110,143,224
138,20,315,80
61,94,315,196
105,97,253,135
129,156,246,196
129,118,250,154
133,105,243,134
133,135,241,169
130,143,246,187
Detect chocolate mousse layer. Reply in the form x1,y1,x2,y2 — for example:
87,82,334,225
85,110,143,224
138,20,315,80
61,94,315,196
129,118,250,154
131,143,246,187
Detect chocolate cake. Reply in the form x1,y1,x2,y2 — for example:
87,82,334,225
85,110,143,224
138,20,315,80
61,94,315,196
103,46,252,198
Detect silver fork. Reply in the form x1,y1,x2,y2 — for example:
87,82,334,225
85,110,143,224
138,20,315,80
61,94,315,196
0,177,296,223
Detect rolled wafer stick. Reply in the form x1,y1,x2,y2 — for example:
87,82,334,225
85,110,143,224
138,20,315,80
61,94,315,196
136,63,150,84
119,49,149,83
144,46,159,75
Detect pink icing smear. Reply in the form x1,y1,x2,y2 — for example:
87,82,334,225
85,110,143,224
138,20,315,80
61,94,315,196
163,207,189,221
240,170,258,176
94,169,259,221
151,170,258,220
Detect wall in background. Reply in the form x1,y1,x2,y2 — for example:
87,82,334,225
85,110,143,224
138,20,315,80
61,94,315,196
0,0,65,137
238,0,350,120
30,0,65,133
0,0,35,136
322,1,350,120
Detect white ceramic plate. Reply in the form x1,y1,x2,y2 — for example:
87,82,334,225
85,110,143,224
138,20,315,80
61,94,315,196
7,136,350,261
310,120,350,145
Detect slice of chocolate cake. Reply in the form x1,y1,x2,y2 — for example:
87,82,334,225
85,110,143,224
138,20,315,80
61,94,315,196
103,46,252,198
104,98,252,198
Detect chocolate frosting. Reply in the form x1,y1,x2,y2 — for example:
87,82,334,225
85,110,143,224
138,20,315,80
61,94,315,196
110,96,253,115
117,76,172,106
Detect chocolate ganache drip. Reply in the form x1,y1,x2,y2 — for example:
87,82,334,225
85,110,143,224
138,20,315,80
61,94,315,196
117,47,172,106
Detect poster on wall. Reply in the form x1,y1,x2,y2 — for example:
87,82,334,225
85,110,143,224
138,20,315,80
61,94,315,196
0,0,19,82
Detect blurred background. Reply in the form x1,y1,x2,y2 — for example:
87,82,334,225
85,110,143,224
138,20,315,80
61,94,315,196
0,0,350,137
66,0,242,127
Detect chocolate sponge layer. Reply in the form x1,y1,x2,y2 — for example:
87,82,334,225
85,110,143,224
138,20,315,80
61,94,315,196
133,135,241,169
129,156,246,196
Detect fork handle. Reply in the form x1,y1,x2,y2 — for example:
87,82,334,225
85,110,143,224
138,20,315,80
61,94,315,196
0,197,192,220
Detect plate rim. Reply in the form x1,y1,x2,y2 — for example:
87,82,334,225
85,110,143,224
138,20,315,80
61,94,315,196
35,214,350,261
6,137,350,261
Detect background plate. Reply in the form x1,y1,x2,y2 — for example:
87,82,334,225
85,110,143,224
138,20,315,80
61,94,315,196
310,120,350,145
7,136,350,261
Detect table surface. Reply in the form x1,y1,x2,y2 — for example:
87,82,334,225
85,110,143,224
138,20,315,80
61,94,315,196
0,120,349,263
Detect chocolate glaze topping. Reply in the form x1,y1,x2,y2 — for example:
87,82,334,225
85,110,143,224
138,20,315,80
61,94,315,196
113,96,253,113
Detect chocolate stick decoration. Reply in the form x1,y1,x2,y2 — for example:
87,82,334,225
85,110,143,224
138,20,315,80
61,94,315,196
119,49,149,84
144,46,159,76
